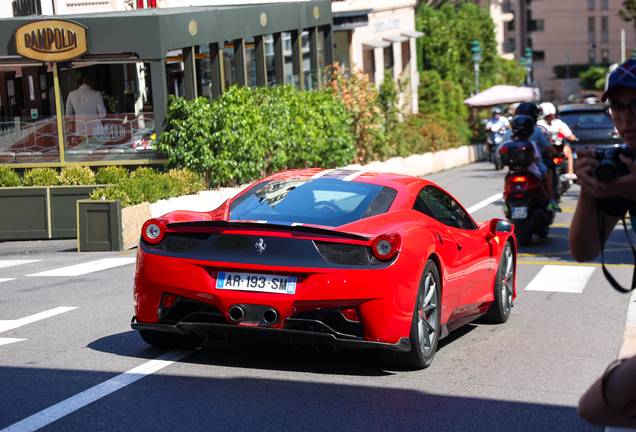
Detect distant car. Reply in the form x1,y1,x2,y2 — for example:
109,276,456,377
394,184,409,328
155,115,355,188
558,103,622,151
131,169,517,369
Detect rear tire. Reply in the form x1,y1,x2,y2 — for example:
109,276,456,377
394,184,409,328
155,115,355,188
515,221,532,246
139,329,202,349
383,260,441,370
483,242,515,324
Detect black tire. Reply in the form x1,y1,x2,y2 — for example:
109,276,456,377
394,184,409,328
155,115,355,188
384,260,441,370
139,329,202,349
494,155,503,170
515,221,532,246
538,224,549,239
483,242,515,324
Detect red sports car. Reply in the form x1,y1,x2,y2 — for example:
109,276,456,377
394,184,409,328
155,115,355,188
132,168,516,369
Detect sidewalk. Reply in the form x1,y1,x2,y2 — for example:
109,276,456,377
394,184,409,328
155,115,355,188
149,144,487,217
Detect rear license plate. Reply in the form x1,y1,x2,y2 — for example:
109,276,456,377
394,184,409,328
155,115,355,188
216,272,297,294
511,206,528,219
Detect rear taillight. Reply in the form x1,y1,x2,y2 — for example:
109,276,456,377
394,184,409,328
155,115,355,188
371,234,400,261
141,218,167,244
511,176,527,183
499,147,509,153
553,157,564,164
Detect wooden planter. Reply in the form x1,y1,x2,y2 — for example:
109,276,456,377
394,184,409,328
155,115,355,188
0,185,102,241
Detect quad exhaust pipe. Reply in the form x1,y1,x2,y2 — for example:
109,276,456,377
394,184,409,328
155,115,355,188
228,304,279,325
228,305,245,322
262,308,278,325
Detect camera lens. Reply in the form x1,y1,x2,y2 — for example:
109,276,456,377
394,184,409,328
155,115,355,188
595,160,619,183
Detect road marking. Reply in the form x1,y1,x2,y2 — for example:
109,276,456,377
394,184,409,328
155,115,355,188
466,193,502,214
525,265,595,293
518,247,633,258
0,307,77,334
26,258,136,277
0,260,41,269
0,338,26,346
0,349,195,432
0,279,15,283
518,260,633,268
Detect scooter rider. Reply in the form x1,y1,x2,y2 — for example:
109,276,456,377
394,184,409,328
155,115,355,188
486,107,510,131
538,102,577,180
508,115,560,211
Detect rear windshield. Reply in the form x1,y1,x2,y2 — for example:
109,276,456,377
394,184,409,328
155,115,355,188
560,111,615,129
229,179,394,227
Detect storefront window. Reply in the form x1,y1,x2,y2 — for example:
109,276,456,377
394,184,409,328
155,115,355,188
198,44,213,100
264,34,277,87
0,65,60,164
223,41,237,88
245,37,257,88
60,61,155,162
283,32,298,88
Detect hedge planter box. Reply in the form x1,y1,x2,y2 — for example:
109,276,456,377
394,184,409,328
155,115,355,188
0,185,102,241
77,200,152,252
77,200,123,252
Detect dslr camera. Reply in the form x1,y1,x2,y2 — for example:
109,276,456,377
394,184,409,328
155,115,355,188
594,147,636,183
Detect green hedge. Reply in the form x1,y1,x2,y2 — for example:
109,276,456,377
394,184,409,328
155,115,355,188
89,168,206,208
159,84,355,188
0,166,206,209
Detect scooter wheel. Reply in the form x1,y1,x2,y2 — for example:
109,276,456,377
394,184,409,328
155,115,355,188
515,222,533,246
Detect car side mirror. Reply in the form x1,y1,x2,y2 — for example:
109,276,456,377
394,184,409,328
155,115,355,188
482,219,512,240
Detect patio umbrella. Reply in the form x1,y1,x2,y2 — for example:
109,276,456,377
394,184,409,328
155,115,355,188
463,85,540,108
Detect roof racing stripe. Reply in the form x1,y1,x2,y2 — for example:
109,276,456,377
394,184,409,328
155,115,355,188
342,171,367,182
311,169,335,179
318,169,363,180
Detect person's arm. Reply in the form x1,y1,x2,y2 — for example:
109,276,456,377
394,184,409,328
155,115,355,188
96,93,107,119
578,356,636,428
569,146,623,261
65,95,74,118
558,120,576,141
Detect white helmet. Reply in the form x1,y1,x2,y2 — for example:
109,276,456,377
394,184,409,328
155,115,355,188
539,102,556,118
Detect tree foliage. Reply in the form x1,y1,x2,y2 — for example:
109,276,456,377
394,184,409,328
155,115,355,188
620,0,636,23
416,2,526,97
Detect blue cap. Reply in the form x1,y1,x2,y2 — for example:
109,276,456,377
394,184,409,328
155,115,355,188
602,59,636,102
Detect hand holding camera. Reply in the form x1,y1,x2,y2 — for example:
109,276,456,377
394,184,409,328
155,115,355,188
574,145,636,199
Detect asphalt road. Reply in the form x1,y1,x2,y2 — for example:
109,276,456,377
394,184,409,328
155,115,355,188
1,161,633,432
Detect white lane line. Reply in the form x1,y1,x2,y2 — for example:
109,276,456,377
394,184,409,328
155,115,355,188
0,260,41,269
0,307,77,334
0,279,16,283
0,349,194,432
0,338,26,346
466,193,503,214
26,258,136,277
525,265,596,293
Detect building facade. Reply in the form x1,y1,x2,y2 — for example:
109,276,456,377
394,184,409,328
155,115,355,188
0,1,333,167
500,0,636,101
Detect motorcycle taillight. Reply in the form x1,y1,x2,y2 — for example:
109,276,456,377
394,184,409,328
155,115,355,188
511,176,527,183
553,157,564,164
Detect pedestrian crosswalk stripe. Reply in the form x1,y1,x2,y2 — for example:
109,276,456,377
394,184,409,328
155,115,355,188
0,260,41,269
0,306,77,334
0,279,15,283
26,258,136,277
525,265,595,293
0,338,26,346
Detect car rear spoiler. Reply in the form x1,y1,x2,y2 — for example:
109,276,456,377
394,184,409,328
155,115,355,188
166,220,370,242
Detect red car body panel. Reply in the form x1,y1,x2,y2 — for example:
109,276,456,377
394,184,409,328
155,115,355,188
132,168,517,349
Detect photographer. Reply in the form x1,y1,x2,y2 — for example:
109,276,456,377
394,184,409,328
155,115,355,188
572,59,636,428
569,61,636,262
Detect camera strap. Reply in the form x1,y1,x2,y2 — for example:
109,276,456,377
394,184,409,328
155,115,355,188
597,208,636,293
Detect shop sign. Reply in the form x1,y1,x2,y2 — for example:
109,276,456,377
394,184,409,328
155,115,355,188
15,20,88,62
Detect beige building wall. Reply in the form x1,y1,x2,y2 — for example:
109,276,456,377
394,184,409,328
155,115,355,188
531,0,636,100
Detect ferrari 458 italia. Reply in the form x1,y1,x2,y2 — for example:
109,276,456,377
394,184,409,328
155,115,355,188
132,168,516,369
